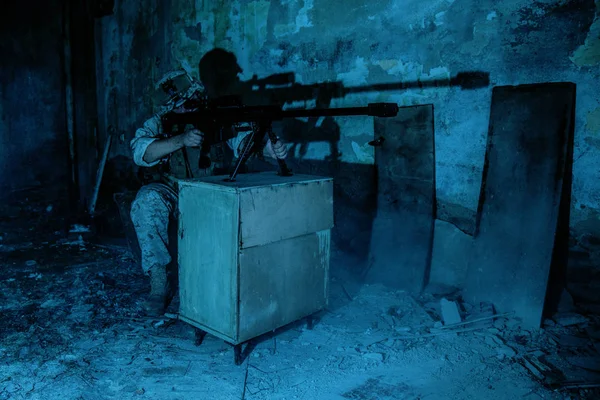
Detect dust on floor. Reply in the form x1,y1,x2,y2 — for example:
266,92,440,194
1,240,599,400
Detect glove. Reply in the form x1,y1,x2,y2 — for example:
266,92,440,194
266,138,288,159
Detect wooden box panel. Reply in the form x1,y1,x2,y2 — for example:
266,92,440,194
238,230,330,342
239,178,333,249
178,184,239,341
180,172,333,249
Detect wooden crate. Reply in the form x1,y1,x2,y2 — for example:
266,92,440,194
177,172,333,344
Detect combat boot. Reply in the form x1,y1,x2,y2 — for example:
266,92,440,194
144,266,169,316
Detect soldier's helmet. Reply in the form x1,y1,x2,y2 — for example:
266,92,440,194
153,69,204,114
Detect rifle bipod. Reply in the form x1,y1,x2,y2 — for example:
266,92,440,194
224,120,292,182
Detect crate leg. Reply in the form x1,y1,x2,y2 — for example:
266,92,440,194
234,344,243,365
194,328,207,346
306,315,314,330
233,340,257,365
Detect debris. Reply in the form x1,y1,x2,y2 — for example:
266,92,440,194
493,318,506,329
380,313,395,329
68,303,94,322
18,347,29,359
387,306,402,318
69,224,90,233
547,335,559,347
40,299,64,309
461,301,474,314
423,301,440,312
46,205,53,212
403,326,485,339
554,313,588,327
465,302,495,328
25,260,37,267
559,382,600,390
514,333,530,345
566,356,600,373
505,318,521,330
558,334,591,348
439,312,514,330
164,312,178,320
63,235,87,247
519,356,546,380
485,334,504,347
496,344,517,359
440,298,462,325
543,319,556,328
27,273,42,280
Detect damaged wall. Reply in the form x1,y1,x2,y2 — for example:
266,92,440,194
0,1,69,193
97,0,600,250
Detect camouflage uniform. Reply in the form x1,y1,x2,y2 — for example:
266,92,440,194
130,113,247,275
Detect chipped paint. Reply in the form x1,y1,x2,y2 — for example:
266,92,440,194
376,59,400,72
242,0,271,57
586,107,600,135
296,0,315,30
274,0,314,37
570,15,600,67
336,57,369,85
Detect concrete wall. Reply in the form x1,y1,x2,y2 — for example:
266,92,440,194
0,1,68,193
98,0,600,244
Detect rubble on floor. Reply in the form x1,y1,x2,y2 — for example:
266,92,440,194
1,239,598,399
417,285,600,398
1,189,599,400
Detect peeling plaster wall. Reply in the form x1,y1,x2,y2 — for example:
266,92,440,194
98,0,600,244
0,1,68,193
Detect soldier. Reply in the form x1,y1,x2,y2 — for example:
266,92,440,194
130,67,288,315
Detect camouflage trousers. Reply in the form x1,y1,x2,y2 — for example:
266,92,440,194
130,183,177,275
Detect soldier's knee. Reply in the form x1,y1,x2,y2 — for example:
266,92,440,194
130,184,168,224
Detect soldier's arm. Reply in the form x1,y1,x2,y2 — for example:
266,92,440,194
130,115,203,166
142,135,186,164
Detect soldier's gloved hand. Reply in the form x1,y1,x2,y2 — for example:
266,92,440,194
182,128,204,147
265,137,288,159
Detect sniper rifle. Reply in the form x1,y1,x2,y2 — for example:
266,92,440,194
162,98,399,181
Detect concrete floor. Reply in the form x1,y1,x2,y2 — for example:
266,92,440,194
1,191,599,399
